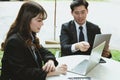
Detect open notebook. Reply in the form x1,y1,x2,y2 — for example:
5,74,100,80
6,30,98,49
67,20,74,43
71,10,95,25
68,41,106,75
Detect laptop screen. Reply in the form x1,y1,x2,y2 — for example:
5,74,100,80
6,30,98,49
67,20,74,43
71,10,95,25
86,41,106,75
92,34,112,50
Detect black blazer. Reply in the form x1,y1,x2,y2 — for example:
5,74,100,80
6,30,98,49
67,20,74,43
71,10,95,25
1,33,58,80
60,20,101,56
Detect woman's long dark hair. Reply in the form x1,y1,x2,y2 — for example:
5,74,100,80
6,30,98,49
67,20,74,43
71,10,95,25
1,1,47,50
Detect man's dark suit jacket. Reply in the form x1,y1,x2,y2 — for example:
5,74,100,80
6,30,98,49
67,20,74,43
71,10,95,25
60,20,101,56
1,33,58,80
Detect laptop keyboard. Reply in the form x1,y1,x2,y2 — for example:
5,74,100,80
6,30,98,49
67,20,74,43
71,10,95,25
71,59,89,75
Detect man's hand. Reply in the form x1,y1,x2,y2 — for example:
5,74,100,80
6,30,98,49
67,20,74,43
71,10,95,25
75,41,90,52
102,50,111,58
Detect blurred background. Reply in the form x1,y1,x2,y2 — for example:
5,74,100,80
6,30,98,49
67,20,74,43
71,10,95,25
0,0,120,50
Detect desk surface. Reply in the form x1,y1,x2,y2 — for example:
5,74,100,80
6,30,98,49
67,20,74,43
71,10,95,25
46,55,120,80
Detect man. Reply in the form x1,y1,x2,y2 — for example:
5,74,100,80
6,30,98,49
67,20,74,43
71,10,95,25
60,0,111,58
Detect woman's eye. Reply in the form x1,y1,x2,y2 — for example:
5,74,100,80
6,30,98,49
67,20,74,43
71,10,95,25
37,20,42,22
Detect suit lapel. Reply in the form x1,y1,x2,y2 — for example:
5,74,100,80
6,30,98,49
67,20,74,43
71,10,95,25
70,21,78,42
86,21,94,45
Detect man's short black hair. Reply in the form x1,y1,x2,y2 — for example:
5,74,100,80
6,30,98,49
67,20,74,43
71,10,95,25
70,0,89,12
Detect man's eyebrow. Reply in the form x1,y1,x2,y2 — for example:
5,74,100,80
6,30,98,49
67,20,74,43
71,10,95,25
74,10,86,12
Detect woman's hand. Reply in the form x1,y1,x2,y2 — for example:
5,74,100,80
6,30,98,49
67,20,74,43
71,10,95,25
47,64,67,77
42,60,55,72
55,64,67,75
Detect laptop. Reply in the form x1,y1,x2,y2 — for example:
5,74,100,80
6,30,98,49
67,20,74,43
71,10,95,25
68,41,106,75
68,34,112,75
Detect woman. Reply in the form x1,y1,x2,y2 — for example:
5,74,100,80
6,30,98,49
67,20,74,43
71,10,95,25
1,1,67,80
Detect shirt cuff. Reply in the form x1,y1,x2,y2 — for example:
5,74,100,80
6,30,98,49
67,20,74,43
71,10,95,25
71,43,78,53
